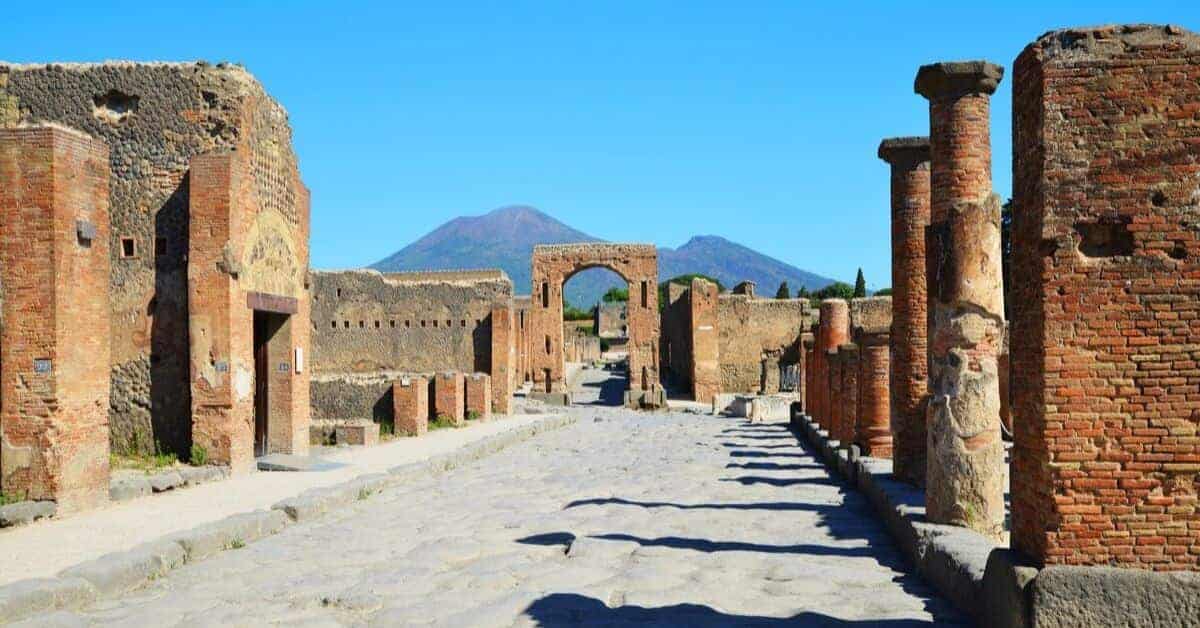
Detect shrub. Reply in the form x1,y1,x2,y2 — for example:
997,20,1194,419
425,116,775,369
189,444,208,466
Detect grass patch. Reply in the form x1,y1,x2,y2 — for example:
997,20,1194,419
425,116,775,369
429,415,459,431
189,444,208,466
229,538,245,550
110,451,178,473
357,486,374,501
0,491,27,506
466,410,481,421
380,421,396,441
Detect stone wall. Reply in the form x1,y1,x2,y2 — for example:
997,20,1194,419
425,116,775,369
309,269,513,423
1012,25,1200,569
0,62,302,458
717,294,811,393
596,302,627,339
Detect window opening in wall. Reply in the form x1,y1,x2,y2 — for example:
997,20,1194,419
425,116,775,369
545,335,551,354
331,321,337,329
390,320,396,328
446,319,452,327
343,321,350,328
374,321,380,329
542,282,549,308
421,320,426,327
461,319,466,327
433,320,439,328
641,281,648,308
359,321,364,328
121,237,137,258
336,288,342,298
405,320,411,328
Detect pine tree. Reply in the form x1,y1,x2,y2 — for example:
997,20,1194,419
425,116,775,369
853,268,867,298
796,285,809,299
775,281,790,299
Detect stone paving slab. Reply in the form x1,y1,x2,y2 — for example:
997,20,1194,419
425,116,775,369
32,399,964,626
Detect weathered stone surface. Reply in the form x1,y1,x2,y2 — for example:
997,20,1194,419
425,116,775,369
108,477,151,502
177,465,229,487
1031,565,1200,628
918,58,1007,541
147,471,184,493
0,577,96,624
335,421,380,447
982,549,1037,628
392,376,429,436
59,539,186,597
167,510,289,562
0,501,56,528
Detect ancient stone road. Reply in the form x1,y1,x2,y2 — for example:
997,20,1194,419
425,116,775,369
50,372,964,626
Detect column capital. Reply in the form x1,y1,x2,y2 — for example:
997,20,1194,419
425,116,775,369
915,61,1004,100
877,136,931,166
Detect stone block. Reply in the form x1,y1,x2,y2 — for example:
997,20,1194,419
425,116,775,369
981,549,1036,628
0,501,56,528
147,471,184,493
108,477,151,502
1031,565,1200,628
335,421,380,447
0,577,96,624
59,539,185,597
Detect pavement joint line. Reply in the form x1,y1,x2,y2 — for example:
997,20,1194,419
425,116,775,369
0,413,579,625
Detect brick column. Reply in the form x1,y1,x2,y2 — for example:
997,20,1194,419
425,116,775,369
0,126,111,512
826,349,842,438
392,377,429,436
836,344,860,446
815,299,850,428
689,277,720,404
433,371,466,425
916,60,1006,539
799,332,814,414
1012,25,1200,569
490,305,514,415
856,328,892,458
878,137,931,483
465,374,492,421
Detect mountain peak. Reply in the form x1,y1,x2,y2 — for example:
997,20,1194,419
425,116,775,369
370,207,838,305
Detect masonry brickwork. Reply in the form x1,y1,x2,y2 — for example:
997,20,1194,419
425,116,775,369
879,136,932,483
392,377,428,437
596,301,627,339
1,62,305,459
0,125,111,511
465,374,492,421
530,244,659,403
1012,24,1200,570
814,300,850,429
835,344,860,445
850,296,893,458
434,371,465,425
717,293,810,394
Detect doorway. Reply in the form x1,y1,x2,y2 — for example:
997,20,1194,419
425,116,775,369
253,310,287,457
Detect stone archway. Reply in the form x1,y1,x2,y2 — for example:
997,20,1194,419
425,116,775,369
530,244,661,407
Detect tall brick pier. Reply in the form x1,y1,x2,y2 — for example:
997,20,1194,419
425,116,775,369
878,137,932,484
815,299,850,430
916,61,1007,539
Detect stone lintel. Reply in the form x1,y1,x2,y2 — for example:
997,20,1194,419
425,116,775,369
877,136,931,166
915,61,1004,100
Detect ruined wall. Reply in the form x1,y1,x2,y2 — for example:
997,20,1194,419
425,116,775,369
513,296,531,384
309,270,512,423
660,282,692,389
596,302,628,339
0,62,300,457
1012,25,1200,569
716,295,810,393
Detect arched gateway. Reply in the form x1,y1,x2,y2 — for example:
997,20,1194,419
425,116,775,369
529,243,663,407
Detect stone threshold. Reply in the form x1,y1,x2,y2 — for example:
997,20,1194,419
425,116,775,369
0,414,578,624
788,408,1200,628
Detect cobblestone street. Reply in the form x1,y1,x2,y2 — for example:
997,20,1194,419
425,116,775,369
40,372,962,627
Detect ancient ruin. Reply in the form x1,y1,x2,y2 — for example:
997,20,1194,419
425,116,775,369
916,59,1007,540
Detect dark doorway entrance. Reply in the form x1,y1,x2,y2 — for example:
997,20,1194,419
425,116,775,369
253,311,287,457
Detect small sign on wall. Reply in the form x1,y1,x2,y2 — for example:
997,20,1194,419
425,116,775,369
278,362,291,373
215,361,229,373
34,359,52,374
294,347,304,374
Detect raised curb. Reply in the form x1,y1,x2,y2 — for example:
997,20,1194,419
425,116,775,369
0,414,578,624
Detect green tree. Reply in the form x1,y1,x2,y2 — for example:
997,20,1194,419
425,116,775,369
795,285,810,299
602,286,628,302
853,268,867,298
562,299,593,321
775,281,790,299
811,281,855,306
874,287,893,296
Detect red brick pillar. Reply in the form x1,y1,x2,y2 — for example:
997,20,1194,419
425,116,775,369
878,137,931,483
916,60,1006,539
393,376,429,436
815,300,850,428
799,332,814,415
490,305,513,415
0,126,111,511
837,344,860,446
1012,25,1200,569
434,371,466,425
856,329,892,458
465,374,492,421
0,126,111,512
826,349,843,438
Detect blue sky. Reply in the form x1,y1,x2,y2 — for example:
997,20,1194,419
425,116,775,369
5,2,1197,289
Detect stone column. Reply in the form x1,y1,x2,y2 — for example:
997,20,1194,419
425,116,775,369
815,300,850,428
878,137,931,484
856,328,892,458
916,61,1006,539
826,349,843,439
799,332,814,414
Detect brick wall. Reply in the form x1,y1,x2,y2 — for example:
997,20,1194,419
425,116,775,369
465,374,492,421
1012,25,1200,569
0,126,111,511
434,371,465,425
392,377,428,437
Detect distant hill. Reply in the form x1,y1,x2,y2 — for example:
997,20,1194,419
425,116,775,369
370,205,839,306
